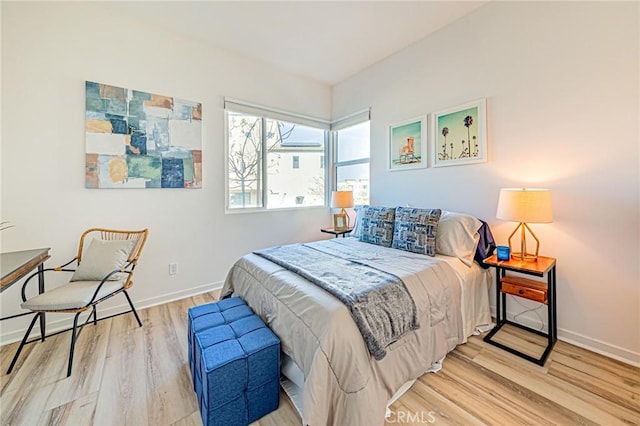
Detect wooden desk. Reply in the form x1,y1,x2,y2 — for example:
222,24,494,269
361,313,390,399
1,248,51,292
1,248,51,335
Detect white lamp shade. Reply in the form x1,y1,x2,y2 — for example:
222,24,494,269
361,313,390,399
331,191,354,208
496,188,553,223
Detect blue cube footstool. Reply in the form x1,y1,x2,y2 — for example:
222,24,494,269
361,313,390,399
188,297,280,426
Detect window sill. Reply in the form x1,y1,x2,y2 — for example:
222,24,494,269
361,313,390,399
224,205,329,215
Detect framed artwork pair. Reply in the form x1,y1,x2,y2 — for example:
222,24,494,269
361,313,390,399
388,98,487,171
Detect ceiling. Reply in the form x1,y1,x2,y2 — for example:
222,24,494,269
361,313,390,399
101,1,487,86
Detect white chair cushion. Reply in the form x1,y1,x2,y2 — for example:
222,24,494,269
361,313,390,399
71,238,134,282
21,280,125,311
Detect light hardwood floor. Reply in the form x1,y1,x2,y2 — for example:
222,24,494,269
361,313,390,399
1,292,638,426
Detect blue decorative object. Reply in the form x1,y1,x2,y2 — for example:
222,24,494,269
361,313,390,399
497,245,510,261
188,297,280,426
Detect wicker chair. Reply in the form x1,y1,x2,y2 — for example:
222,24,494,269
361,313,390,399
7,228,148,377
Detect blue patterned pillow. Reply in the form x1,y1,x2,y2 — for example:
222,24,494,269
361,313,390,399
392,207,442,256
358,206,396,247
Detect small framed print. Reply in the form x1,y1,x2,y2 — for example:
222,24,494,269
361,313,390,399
431,98,487,167
333,213,348,231
388,117,427,171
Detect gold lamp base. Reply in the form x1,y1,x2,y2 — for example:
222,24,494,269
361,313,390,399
507,222,540,261
341,208,351,229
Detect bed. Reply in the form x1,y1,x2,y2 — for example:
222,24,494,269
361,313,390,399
220,208,494,426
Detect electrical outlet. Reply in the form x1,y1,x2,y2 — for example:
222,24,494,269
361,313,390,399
169,263,178,275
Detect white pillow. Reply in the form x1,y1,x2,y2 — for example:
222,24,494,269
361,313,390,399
436,211,482,267
71,238,134,282
350,204,369,238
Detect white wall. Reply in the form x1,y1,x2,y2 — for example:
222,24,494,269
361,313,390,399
332,2,639,364
0,2,331,342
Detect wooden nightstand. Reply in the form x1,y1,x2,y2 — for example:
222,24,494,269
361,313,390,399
483,254,557,365
320,227,353,238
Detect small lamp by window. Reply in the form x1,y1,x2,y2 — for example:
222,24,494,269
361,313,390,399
496,188,553,261
331,190,354,231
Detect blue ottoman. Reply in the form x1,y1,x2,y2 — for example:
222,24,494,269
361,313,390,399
188,297,280,426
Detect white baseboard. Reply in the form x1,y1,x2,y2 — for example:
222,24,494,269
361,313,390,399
558,329,640,368
490,304,640,367
0,281,223,346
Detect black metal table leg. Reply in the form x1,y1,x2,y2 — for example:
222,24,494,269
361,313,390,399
552,266,558,341
37,264,46,341
500,268,507,322
495,268,501,325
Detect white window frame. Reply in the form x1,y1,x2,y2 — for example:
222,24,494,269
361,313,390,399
224,98,330,213
331,109,371,202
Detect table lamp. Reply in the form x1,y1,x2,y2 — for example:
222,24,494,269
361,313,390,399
496,188,553,261
331,190,354,230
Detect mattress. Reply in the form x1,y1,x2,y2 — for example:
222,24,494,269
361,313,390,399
436,253,492,339
221,237,491,425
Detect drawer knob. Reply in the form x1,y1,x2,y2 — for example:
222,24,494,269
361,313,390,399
518,289,525,295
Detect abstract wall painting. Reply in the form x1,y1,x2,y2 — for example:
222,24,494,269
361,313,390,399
430,98,487,167
85,81,202,188
388,117,427,171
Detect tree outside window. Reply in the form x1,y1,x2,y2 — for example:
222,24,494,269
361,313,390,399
227,111,325,209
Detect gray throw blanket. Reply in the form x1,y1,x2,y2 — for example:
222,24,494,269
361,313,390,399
254,243,419,360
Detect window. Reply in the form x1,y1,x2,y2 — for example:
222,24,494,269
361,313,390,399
334,120,370,205
227,112,263,208
226,101,328,210
266,120,325,208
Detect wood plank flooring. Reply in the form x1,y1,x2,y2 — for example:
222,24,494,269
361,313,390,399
1,292,638,426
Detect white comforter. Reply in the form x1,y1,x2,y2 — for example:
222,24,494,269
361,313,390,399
221,238,480,426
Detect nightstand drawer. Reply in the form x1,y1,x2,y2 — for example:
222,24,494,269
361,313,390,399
501,276,548,304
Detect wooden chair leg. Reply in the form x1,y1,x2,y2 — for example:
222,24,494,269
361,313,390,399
123,290,142,327
67,312,81,377
7,313,40,374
